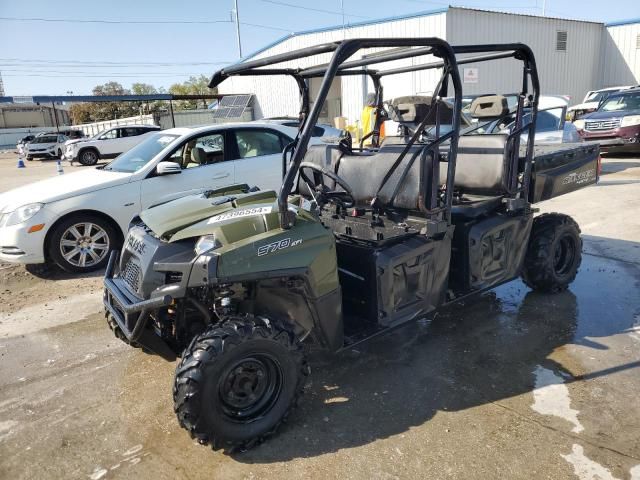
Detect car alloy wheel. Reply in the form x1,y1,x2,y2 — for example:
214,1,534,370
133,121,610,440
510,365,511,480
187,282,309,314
59,222,110,268
80,150,98,166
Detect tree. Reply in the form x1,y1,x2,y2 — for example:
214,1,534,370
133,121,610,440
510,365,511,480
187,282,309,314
131,82,164,115
91,81,137,120
69,102,94,124
169,75,216,110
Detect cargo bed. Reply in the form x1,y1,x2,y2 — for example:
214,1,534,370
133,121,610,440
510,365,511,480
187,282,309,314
528,142,600,203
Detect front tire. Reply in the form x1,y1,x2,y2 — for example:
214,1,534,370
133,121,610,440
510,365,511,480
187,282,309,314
522,213,582,293
173,316,309,452
78,148,99,166
48,214,120,273
106,313,141,348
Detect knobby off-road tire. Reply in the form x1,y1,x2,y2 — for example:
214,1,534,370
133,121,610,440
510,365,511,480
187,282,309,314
522,213,582,293
173,315,309,452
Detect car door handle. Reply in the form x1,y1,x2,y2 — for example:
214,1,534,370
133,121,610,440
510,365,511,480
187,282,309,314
212,172,230,179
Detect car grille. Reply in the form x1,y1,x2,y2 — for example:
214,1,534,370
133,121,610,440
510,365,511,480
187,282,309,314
584,118,621,131
120,259,142,293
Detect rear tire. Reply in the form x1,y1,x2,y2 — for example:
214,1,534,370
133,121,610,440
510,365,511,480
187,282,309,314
78,148,99,166
173,315,308,452
48,214,120,273
522,213,582,293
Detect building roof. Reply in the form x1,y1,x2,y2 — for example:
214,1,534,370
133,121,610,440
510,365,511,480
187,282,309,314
241,7,448,61
241,6,639,62
606,17,640,27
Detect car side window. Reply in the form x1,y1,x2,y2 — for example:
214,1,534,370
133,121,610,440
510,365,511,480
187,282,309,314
233,130,285,159
100,129,118,140
123,127,140,137
165,133,225,169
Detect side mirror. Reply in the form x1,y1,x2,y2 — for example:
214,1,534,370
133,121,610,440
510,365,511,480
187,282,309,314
156,162,182,176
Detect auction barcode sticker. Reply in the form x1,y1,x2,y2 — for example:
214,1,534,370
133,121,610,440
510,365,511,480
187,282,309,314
207,206,272,224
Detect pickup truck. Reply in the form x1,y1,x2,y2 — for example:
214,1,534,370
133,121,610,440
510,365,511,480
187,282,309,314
64,124,160,166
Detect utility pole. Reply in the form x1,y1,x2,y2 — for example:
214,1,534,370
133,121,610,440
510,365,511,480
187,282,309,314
542,0,547,16
234,0,242,58
340,0,345,38
0,71,5,97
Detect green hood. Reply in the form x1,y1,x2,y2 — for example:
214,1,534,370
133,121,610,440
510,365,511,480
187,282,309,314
139,186,282,241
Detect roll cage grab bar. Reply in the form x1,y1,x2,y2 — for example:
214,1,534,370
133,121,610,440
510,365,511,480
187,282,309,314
210,39,539,229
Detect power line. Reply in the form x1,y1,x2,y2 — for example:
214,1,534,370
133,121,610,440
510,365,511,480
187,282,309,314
1,73,211,78
0,16,290,31
1,69,215,75
0,16,231,24
0,59,231,66
255,0,370,19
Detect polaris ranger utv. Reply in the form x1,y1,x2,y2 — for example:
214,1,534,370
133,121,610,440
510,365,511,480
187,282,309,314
103,38,599,451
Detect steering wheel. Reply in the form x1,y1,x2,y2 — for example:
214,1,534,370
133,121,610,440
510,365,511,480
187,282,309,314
299,162,355,209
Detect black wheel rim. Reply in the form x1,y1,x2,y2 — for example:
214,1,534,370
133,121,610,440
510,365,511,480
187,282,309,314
219,354,283,422
554,234,576,277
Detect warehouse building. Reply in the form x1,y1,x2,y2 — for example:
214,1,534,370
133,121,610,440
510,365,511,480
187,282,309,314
0,102,70,129
218,7,640,125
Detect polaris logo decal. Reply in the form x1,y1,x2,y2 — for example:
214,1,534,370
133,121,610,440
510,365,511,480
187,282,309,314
562,169,596,185
207,206,272,224
126,236,147,255
257,238,303,256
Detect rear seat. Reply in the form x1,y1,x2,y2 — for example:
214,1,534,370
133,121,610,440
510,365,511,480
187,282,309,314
299,133,514,219
442,134,513,219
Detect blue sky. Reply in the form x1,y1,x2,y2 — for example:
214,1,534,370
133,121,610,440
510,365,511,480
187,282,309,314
0,0,637,95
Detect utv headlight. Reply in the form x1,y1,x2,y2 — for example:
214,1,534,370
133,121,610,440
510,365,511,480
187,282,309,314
194,235,221,255
621,115,640,128
4,203,44,227
573,119,585,130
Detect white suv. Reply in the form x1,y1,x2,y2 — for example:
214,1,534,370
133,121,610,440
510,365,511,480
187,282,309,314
64,125,160,166
25,133,68,160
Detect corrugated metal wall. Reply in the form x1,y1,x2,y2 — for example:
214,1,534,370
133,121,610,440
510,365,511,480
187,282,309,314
600,23,640,87
218,11,447,124
447,8,603,104
219,8,638,123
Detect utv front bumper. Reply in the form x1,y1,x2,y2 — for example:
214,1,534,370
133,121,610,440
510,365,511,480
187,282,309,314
103,251,177,359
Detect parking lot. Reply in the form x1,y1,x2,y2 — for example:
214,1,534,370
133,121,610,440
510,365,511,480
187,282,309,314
0,150,639,479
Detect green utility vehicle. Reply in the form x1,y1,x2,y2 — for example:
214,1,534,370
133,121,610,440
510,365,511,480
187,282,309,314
103,38,599,451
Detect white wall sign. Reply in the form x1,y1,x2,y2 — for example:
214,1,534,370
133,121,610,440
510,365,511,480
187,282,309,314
463,68,479,84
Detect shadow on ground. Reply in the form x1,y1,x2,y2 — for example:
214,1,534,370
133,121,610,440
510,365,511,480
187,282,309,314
229,251,640,462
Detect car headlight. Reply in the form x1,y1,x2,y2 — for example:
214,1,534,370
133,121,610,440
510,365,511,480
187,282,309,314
573,119,585,130
194,235,221,255
3,203,44,227
620,115,640,128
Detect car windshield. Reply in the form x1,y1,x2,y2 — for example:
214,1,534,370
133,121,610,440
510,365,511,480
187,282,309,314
103,133,179,172
91,129,109,140
599,92,640,112
32,135,58,143
585,91,610,103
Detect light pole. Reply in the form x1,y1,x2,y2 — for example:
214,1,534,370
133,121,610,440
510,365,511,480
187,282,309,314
234,0,242,58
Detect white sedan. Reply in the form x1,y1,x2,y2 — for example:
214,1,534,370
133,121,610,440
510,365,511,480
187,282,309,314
0,122,308,273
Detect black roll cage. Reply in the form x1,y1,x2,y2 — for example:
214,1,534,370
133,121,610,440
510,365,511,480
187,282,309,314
210,39,539,229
